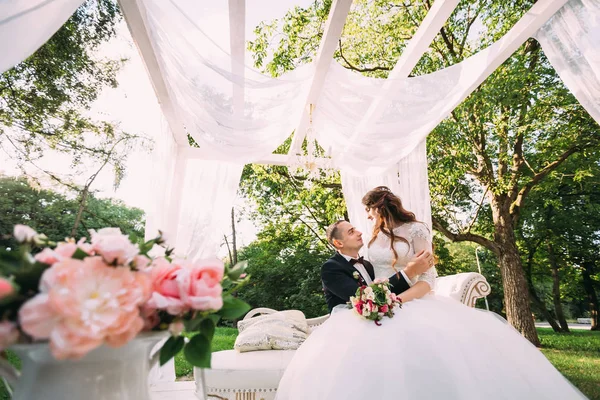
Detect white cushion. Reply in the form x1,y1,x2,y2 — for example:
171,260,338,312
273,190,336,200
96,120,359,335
197,350,296,389
234,310,308,353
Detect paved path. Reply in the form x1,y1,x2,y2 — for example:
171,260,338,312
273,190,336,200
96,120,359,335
535,322,593,331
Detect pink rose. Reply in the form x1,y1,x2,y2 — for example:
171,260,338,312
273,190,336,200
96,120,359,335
177,258,224,312
0,321,19,350
146,258,187,315
380,305,389,313
0,278,15,300
35,248,61,266
54,238,93,259
354,301,363,314
90,228,139,265
13,225,37,243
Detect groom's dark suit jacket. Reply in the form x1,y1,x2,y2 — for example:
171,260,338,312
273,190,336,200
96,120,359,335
321,253,411,313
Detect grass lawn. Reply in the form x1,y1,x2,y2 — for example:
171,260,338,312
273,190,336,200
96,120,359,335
0,327,597,399
537,328,600,399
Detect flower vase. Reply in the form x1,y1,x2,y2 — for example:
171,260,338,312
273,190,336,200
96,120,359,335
0,332,166,400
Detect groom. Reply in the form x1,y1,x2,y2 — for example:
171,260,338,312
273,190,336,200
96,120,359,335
322,220,433,312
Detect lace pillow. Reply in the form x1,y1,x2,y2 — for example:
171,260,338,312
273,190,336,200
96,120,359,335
234,310,309,353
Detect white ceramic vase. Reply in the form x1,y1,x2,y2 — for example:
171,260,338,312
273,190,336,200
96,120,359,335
0,332,167,400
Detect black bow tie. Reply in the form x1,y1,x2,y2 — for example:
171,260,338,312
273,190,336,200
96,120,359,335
349,256,364,265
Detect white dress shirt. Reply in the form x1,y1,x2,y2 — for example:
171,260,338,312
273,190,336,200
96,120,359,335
338,252,372,285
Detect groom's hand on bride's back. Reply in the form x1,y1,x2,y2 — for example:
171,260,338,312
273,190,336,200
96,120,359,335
404,250,434,280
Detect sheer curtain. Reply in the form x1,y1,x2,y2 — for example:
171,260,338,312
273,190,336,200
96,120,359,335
0,0,85,73
535,0,600,124
341,140,432,247
139,0,314,162
315,0,569,176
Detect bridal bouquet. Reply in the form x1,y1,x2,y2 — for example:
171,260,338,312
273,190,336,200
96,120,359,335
0,225,250,368
348,279,402,325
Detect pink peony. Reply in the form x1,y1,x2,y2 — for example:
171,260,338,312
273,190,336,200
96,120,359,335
133,255,151,271
90,228,139,265
34,248,61,266
0,278,15,300
141,305,160,330
146,258,187,315
54,238,94,259
0,321,19,350
177,258,224,312
19,257,150,359
13,225,37,243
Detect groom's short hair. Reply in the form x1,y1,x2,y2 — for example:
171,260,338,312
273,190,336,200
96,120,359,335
326,220,346,247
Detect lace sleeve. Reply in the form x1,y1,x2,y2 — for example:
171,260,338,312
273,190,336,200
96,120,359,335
409,223,437,290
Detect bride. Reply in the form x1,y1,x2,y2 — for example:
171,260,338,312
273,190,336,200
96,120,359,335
275,186,587,400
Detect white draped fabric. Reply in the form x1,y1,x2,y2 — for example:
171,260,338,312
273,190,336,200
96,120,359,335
341,140,432,245
2,0,599,265
172,159,243,261
139,0,314,162
0,0,85,73
535,0,600,124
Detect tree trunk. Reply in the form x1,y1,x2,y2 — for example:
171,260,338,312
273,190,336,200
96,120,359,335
492,197,540,346
525,258,561,332
71,186,90,237
547,243,569,332
231,208,238,265
582,261,599,331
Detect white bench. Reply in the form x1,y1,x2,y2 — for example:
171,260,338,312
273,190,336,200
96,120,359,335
193,272,491,400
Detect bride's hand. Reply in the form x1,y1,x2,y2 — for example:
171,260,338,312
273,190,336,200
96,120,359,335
404,250,434,279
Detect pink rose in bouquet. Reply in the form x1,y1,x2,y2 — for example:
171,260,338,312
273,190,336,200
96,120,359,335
348,279,402,325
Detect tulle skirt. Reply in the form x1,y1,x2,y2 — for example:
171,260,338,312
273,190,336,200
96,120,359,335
276,295,587,400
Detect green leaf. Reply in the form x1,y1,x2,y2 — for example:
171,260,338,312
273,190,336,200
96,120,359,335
208,314,221,325
71,248,89,260
184,334,212,368
227,260,248,281
200,318,215,341
159,336,185,366
184,315,204,332
218,295,251,320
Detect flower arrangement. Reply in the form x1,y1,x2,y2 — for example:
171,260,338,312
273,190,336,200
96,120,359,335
0,225,250,368
348,279,402,325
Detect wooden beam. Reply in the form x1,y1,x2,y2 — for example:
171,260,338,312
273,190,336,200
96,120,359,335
341,0,461,154
118,0,188,145
287,0,353,157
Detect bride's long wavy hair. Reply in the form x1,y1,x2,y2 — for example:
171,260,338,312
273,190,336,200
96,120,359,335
361,186,418,269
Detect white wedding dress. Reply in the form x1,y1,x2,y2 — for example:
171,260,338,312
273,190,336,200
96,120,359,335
275,222,588,400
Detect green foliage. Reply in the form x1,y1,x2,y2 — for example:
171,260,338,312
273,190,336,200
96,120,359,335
517,151,600,322
236,224,331,318
0,0,141,188
0,176,145,248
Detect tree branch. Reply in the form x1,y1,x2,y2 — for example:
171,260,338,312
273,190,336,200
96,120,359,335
510,144,587,223
466,186,489,233
432,216,499,254
338,39,392,73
